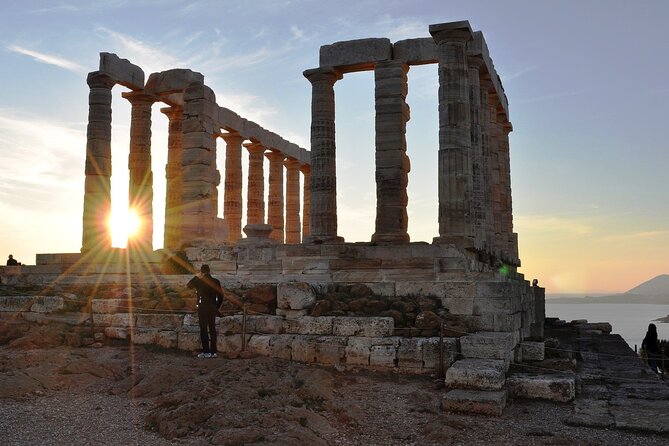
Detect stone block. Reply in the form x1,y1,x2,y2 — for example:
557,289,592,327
29,296,64,314
291,335,317,363
296,316,334,335
476,281,514,298
131,328,159,345
98,52,144,89
472,296,519,315
104,327,128,340
441,297,474,314
315,337,347,365
219,315,244,335
93,313,133,328
277,282,315,310
319,38,392,70
493,313,522,332
155,331,178,349
247,334,272,356
392,38,438,64
91,299,127,314
345,337,373,366
521,341,545,362
332,317,394,337
422,337,458,370
397,338,424,368
443,389,506,416
252,315,284,334
178,332,201,351
144,68,204,95
219,107,243,132
370,340,398,367
219,334,243,354
395,281,475,299
276,308,307,319
506,375,575,402
0,296,34,312
135,314,184,329
331,271,383,282
270,335,294,360
460,332,515,361
445,359,506,390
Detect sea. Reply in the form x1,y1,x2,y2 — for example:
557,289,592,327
546,301,669,351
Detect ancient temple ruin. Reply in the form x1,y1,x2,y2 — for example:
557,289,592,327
1,21,553,415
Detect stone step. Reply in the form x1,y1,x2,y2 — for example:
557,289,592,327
445,358,506,390
506,374,575,402
460,331,515,365
443,389,507,416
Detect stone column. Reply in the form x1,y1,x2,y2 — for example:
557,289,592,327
266,150,285,242
123,91,154,254
303,67,343,243
162,106,183,251
284,158,301,244
498,118,519,265
245,142,266,226
429,22,475,248
467,56,485,252
479,79,495,255
300,164,311,239
372,61,410,243
489,94,503,259
222,132,244,242
82,72,115,253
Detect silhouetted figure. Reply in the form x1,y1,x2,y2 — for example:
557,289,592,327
6,254,18,266
642,323,660,373
187,264,223,359
532,278,539,287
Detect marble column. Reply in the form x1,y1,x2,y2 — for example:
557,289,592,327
488,94,504,259
222,132,244,242
123,91,154,254
162,106,183,251
82,72,115,253
303,67,343,243
372,61,410,243
300,164,311,239
266,150,285,242
479,78,495,255
245,142,266,226
284,158,302,244
429,22,475,248
467,56,485,252
498,118,518,265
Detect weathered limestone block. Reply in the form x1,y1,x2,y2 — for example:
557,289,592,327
345,337,373,366
219,334,244,354
472,296,520,315
521,341,545,362
93,313,133,328
315,336,347,365
319,38,392,70
422,337,458,369
247,334,272,356
506,375,575,402
370,338,399,367
99,52,144,89
131,328,160,345
219,107,243,131
291,335,317,363
445,359,506,390
392,38,437,64
135,314,184,329
178,332,201,351
395,281,476,299
283,316,334,335
182,313,199,330
397,338,424,369
144,69,204,94
0,296,34,312
443,389,506,416
277,282,315,310
332,317,394,337
155,331,178,349
219,315,244,335
441,297,474,315
276,309,308,319
270,335,294,360
252,315,284,334
91,299,128,314
460,332,515,361
575,322,612,334
29,296,64,314
104,327,128,340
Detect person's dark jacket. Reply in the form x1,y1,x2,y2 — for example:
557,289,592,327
187,274,223,310
643,332,660,355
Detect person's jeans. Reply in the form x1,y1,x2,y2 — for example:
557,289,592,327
198,306,217,354
648,354,659,373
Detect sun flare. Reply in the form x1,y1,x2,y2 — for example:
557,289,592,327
109,209,142,248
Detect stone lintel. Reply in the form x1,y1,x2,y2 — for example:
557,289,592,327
144,68,204,95
429,21,473,43
98,52,145,90
318,38,392,73
392,38,437,65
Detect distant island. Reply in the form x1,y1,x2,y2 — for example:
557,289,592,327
548,274,669,305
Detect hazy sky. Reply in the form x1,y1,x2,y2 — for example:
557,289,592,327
0,0,667,294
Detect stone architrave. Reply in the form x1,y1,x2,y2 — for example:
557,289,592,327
82,72,115,253
429,22,475,248
266,150,285,242
479,78,495,255
372,61,410,243
245,142,266,226
303,67,343,243
162,106,183,250
123,91,155,254
300,164,311,238
221,133,244,242
284,158,302,244
467,56,485,252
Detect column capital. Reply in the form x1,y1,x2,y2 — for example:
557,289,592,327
243,141,266,154
303,66,343,84
87,71,115,89
284,157,301,170
466,55,485,71
160,105,182,120
221,132,245,145
265,150,285,163
479,78,494,93
122,90,155,106
299,164,311,175
429,21,473,44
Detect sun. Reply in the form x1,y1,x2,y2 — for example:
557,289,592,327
109,209,142,248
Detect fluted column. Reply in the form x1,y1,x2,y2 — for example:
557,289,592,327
303,67,343,243
467,56,485,252
430,22,475,248
123,91,154,254
300,164,311,239
245,142,266,225
222,132,244,242
162,106,183,250
489,94,504,259
284,158,301,244
499,118,518,265
266,150,285,242
372,61,410,243
82,72,115,253
479,79,495,255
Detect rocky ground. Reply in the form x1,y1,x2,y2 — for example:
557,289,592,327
1,319,668,445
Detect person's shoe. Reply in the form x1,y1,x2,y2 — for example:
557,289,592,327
197,352,212,359
209,353,218,358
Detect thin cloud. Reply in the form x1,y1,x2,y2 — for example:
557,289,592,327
7,45,85,74
503,65,539,83
515,214,594,235
514,90,582,105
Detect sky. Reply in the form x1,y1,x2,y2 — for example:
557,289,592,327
0,0,667,294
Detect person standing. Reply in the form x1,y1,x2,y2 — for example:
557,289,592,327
6,254,18,266
187,264,223,359
642,323,660,373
